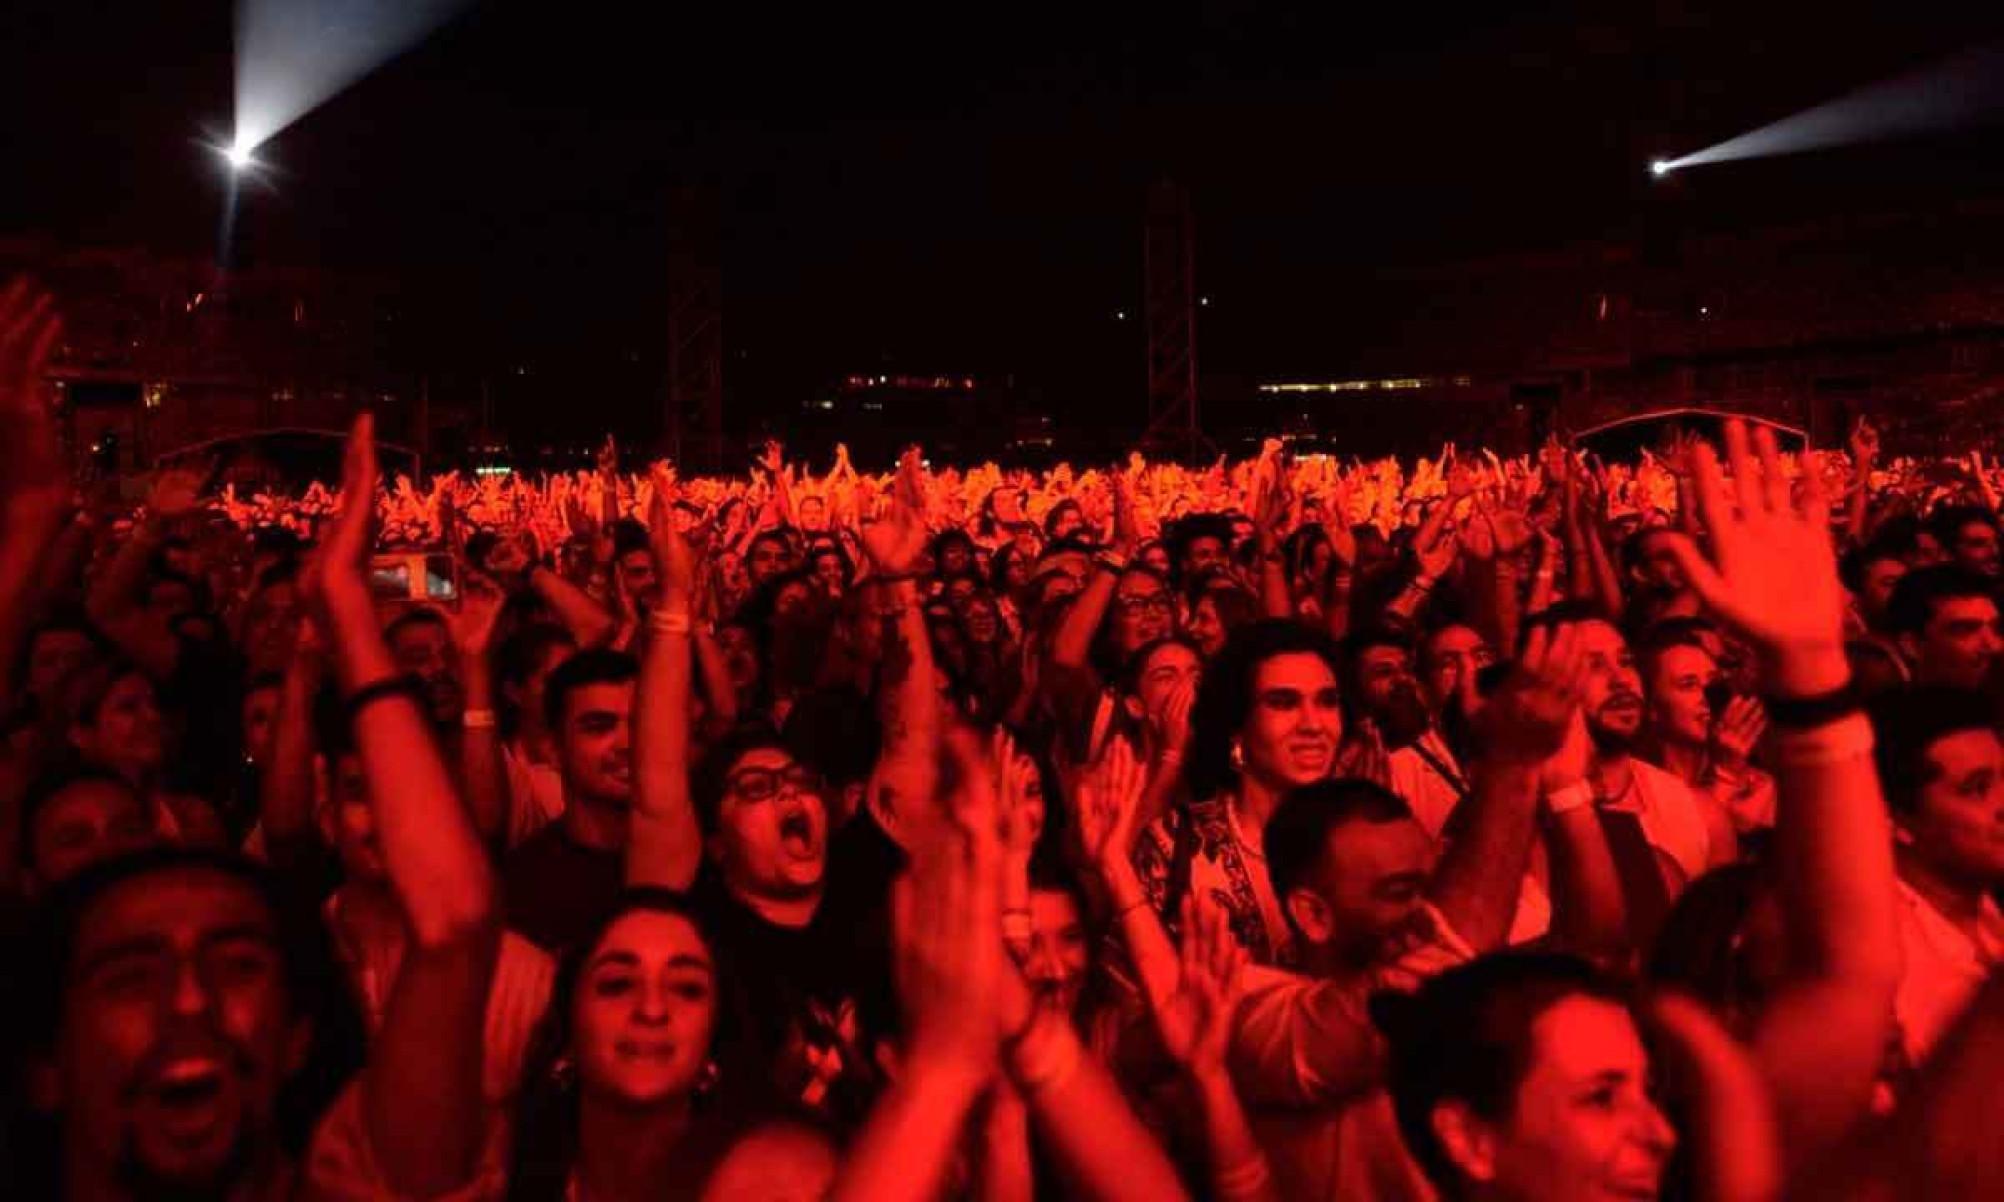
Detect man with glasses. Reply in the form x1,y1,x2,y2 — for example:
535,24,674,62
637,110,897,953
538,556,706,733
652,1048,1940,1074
685,727,881,1121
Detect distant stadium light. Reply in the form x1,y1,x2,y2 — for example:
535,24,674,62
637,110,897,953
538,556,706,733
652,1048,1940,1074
1650,158,1671,178
221,141,258,171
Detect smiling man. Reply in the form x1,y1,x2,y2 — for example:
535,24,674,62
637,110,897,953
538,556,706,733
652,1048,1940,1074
500,649,639,953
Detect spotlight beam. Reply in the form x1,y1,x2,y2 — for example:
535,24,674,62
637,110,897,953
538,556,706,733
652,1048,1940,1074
1658,42,2004,174
233,0,475,154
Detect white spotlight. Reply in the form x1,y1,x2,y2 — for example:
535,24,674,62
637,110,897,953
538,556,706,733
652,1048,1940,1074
221,141,257,171
1650,158,1672,178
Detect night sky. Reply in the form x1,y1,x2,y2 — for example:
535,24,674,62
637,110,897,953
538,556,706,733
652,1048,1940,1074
5,1,2004,442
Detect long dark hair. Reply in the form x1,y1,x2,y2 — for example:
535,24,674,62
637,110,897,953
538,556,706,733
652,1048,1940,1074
1185,619,1345,801
505,888,745,1202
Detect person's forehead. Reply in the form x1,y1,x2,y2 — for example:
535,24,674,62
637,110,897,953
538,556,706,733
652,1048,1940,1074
1655,644,1715,678
731,746,796,774
1320,815,1430,879
567,680,635,716
1145,643,1201,675
75,866,279,962
1525,994,1646,1081
1116,573,1165,596
593,908,713,968
1361,644,1411,669
1935,594,1999,621
1255,651,1337,689
1924,727,2004,777
1028,888,1083,927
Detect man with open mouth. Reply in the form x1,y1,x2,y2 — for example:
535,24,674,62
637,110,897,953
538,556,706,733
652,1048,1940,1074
21,848,336,1201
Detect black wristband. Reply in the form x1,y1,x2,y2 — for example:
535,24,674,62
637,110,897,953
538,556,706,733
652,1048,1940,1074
343,675,426,725
1762,681,1862,729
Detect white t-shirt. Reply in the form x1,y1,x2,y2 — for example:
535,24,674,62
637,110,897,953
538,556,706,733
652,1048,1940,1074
1607,759,1712,883
1894,878,2004,1067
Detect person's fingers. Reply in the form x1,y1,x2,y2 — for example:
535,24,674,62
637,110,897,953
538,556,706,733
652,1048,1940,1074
1659,531,1735,619
1521,622,1550,672
1721,419,1766,520
1752,425,1791,515
1798,448,1832,529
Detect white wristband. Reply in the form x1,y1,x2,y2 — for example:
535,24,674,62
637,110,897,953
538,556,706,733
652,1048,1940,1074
1544,781,1594,816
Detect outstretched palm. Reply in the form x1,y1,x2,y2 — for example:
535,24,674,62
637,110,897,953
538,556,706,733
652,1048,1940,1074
1661,421,1848,694
1147,894,1245,1075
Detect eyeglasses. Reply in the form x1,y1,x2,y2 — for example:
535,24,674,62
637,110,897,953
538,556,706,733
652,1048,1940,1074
1115,592,1173,616
725,765,822,802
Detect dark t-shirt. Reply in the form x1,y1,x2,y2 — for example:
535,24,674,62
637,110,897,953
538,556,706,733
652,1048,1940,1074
500,823,624,955
692,811,904,1129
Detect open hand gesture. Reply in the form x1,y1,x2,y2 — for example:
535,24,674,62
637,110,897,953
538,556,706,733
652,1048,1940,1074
1145,894,1246,1076
448,568,506,656
1659,421,1849,696
1072,737,1144,867
1480,621,1589,765
304,413,379,609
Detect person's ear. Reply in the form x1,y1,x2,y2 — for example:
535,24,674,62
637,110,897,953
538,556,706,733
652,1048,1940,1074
1123,694,1145,724
1284,887,1334,946
1431,1098,1500,1185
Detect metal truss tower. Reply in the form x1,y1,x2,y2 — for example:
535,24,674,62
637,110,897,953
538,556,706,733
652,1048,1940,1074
666,187,725,473
1142,178,1209,461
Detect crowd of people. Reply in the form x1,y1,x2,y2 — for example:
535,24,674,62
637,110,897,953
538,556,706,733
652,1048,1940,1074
5,273,2004,1201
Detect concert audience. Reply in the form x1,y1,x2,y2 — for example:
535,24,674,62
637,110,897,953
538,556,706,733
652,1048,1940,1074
3,275,2002,1199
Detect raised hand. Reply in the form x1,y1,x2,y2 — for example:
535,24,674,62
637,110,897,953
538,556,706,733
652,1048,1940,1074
312,413,379,598
894,725,1010,1081
596,434,619,478
1071,737,1144,867
1145,894,1246,1075
861,448,930,576
1413,523,1460,582
991,728,1042,861
1660,421,1849,696
0,279,66,517
1111,467,1140,554
759,439,786,478
646,464,698,611
1848,415,1880,467
448,568,506,658
1480,621,1588,765
1711,694,1767,774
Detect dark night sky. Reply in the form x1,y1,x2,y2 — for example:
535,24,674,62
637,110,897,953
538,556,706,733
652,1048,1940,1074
5,1,2004,441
